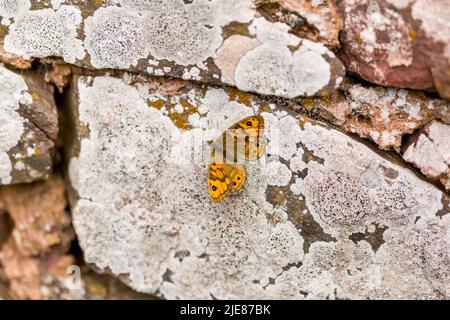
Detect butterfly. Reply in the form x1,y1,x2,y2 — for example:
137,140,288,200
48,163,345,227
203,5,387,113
208,115,265,203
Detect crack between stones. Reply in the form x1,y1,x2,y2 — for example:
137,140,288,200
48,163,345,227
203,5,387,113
25,115,56,145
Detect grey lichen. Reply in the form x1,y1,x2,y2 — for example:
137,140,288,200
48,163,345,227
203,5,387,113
4,5,84,63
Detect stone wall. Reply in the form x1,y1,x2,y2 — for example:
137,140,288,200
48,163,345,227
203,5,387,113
0,0,448,300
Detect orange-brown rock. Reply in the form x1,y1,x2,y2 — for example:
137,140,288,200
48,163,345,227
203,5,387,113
0,175,72,256
1,237,42,299
0,174,81,299
44,62,73,93
0,46,33,69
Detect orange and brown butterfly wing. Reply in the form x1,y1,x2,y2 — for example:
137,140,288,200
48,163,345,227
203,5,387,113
211,115,265,164
230,115,265,161
208,163,246,203
208,115,263,203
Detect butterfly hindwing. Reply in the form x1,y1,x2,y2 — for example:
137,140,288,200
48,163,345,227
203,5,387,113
208,163,246,203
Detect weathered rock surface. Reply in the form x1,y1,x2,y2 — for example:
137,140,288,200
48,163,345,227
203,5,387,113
306,80,449,151
255,0,343,48
0,237,77,299
337,0,450,100
67,74,449,299
0,0,448,301
298,79,449,190
403,121,450,191
0,173,157,299
0,175,76,299
0,45,33,69
0,175,72,256
0,65,58,185
0,0,345,98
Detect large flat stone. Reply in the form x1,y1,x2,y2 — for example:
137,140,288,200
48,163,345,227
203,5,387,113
67,74,449,299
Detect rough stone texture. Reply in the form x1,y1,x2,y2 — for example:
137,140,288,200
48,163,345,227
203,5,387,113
0,45,33,69
0,175,76,299
44,60,73,93
0,0,345,98
0,0,448,302
79,267,157,300
304,79,449,151
0,173,157,299
0,64,58,185
295,79,450,190
67,74,449,299
0,237,76,299
255,0,343,48
403,121,450,191
0,175,147,300
0,175,72,256
0,211,11,247
337,0,450,100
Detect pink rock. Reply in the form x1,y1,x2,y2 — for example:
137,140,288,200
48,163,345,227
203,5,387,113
336,0,450,100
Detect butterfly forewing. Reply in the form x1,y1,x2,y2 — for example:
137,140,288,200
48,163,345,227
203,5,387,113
233,116,265,161
211,115,265,164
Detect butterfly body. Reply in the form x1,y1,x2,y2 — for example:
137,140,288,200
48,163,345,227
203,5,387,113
208,115,265,203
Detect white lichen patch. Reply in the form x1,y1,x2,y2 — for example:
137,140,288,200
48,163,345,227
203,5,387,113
84,0,254,68
141,0,252,66
84,6,148,69
70,75,448,299
4,5,85,63
234,18,332,98
403,121,450,179
265,161,292,186
0,0,30,19
0,65,31,184
298,123,443,235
